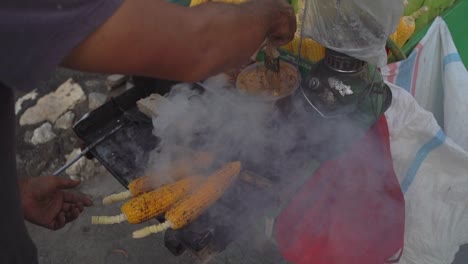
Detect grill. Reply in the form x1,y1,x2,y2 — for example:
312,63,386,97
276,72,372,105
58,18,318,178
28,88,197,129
72,77,280,257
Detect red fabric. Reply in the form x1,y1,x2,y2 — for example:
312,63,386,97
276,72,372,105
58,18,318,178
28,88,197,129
275,116,405,264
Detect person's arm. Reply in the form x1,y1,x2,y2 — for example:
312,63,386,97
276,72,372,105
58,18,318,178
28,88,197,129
62,0,295,82
19,176,93,230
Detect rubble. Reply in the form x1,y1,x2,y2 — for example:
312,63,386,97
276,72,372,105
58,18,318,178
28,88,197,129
106,74,128,90
15,89,38,115
55,111,75,130
88,92,107,110
64,148,106,181
19,79,86,126
136,93,173,118
31,123,56,145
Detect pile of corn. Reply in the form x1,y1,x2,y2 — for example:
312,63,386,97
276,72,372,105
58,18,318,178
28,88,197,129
101,151,214,205
404,0,457,32
92,160,242,239
389,5,429,48
189,0,246,7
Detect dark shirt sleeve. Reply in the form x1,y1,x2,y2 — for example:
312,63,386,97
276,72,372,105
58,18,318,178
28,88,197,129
0,0,124,91
0,1,123,263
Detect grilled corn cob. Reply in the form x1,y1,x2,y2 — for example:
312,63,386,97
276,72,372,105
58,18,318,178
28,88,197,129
132,161,241,238
92,176,204,225
102,151,214,205
190,0,247,7
390,6,429,47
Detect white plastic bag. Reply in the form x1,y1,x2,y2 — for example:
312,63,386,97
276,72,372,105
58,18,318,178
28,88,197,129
381,17,468,152
302,0,403,66
385,83,468,264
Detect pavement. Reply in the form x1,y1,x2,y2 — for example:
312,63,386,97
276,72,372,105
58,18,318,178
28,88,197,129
17,68,468,264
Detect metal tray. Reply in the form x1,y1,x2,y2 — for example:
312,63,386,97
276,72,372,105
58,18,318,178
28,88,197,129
73,77,177,187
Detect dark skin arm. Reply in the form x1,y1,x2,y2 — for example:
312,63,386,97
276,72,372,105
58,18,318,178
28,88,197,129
62,0,296,82
19,176,93,230
20,0,294,231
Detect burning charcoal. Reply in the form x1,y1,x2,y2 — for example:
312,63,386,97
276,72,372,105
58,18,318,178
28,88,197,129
164,229,187,256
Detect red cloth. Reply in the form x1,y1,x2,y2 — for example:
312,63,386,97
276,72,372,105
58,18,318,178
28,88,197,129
275,116,405,264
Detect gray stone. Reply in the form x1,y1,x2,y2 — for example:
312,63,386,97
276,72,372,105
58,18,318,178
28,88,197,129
31,123,56,145
106,74,128,90
15,89,38,115
65,148,97,181
55,111,75,130
23,130,33,143
84,79,103,89
88,92,107,110
20,79,86,126
65,148,86,179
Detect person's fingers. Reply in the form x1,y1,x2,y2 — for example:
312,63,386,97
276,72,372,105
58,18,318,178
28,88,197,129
267,2,296,47
54,177,81,189
62,202,74,212
65,207,81,223
76,202,84,212
53,212,67,230
63,191,93,207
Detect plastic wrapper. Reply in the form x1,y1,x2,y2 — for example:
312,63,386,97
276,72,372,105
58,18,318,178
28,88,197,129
302,0,404,66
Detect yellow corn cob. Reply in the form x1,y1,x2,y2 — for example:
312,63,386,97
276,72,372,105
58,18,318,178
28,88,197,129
102,151,214,205
92,176,204,225
282,34,325,63
189,0,208,6
390,6,429,47
132,161,241,238
190,0,247,7
300,37,325,63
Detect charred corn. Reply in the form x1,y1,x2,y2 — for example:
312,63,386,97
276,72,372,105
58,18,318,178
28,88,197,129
132,161,241,238
102,151,214,205
190,0,247,7
390,6,429,47
92,176,204,225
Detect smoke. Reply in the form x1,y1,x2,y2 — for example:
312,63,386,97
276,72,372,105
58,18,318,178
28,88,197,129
142,73,400,261
147,73,364,177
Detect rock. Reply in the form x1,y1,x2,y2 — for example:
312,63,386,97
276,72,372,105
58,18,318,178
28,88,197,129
136,93,174,118
84,79,103,89
15,89,38,115
23,130,33,143
88,92,107,110
20,79,86,126
65,148,85,179
55,111,75,130
31,123,56,145
106,74,128,90
65,148,97,181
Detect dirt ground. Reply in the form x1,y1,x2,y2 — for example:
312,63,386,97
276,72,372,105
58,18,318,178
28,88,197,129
16,68,468,264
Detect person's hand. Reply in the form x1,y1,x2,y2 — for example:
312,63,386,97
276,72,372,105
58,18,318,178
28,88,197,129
19,176,93,230
255,0,297,47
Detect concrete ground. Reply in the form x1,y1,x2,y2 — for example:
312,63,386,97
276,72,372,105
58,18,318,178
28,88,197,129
17,69,468,264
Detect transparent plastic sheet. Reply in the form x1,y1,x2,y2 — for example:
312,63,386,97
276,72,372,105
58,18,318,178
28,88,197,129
301,0,404,67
